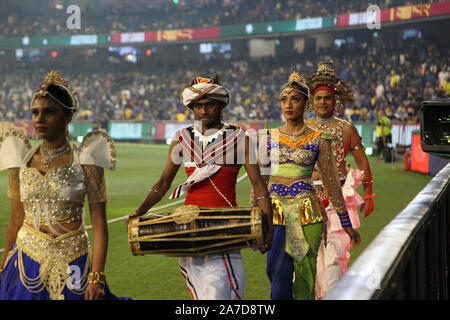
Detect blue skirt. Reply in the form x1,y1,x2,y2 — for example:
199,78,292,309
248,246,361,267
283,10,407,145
266,226,294,300
0,246,130,300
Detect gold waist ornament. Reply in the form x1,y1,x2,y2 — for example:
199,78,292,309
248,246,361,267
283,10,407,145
271,195,323,226
8,224,91,300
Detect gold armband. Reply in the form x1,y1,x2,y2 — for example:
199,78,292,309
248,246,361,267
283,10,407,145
351,142,364,151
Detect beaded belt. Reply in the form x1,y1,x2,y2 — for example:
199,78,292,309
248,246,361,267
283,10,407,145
269,180,314,197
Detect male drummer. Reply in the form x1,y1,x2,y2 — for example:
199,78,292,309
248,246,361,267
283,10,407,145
127,76,273,300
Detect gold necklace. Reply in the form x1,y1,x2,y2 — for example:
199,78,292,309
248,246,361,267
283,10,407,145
40,141,71,169
283,124,307,138
316,116,335,128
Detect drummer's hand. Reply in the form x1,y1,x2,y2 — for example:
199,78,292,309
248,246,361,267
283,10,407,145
259,228,273,253
125,213,139,230
259,243,270,254
85,283,105,300
344,227,361,247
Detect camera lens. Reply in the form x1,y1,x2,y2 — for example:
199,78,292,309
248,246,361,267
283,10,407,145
425,107,450,146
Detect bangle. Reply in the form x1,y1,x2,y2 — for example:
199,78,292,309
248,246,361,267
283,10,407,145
255,195,270,202
337,211,352,228
88,272,106,287
362,180,373,185
364,194,376,199
148,188,162,200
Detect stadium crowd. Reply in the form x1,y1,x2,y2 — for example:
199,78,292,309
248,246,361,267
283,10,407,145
0,37,448,124
0,0,440,37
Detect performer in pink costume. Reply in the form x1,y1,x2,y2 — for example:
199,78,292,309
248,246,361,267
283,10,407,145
305,60,375,299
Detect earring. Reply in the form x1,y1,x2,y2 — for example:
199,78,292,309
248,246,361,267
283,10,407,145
306,100,314,113
334,100,345,115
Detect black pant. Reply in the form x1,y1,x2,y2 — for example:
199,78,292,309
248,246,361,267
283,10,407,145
376,134,392,156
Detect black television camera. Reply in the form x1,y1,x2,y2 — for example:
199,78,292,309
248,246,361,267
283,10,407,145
420,99,450,157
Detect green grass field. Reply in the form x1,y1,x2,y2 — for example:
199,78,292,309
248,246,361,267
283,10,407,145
0,143,433,300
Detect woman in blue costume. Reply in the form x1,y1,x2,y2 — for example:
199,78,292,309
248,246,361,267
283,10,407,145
0,71,129,300
255,71,361,300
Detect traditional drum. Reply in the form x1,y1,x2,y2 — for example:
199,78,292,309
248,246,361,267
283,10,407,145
128,205,267,257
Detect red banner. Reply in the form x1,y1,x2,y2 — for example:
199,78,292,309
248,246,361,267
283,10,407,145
110,32,146,44
336,1,450,27
384,2,450,22
148,27,220,43
110,27,220,44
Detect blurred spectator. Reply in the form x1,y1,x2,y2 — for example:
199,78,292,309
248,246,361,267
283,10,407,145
375,110,392,160
442,78,450,96
423,81,434,100
394,104,408,123
438,65,449,87
375,81,385,99
350,106,360,122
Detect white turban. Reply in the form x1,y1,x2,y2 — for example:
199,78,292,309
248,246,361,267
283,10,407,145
182,78,231,109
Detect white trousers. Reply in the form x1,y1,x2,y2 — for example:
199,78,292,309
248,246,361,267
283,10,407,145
315,168,364,299
315,229,351,299
179,250,245,300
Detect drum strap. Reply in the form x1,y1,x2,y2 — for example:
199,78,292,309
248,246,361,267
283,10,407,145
208,177,233,207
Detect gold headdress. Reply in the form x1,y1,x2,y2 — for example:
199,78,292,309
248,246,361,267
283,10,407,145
43,70,69,87
308,59,353,102
307,59,353,113
280,70,310,99
33,70,79,112
288,71,304,84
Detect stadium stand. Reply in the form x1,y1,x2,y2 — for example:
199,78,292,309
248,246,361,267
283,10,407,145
0,1,448,124
0,0,440,37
